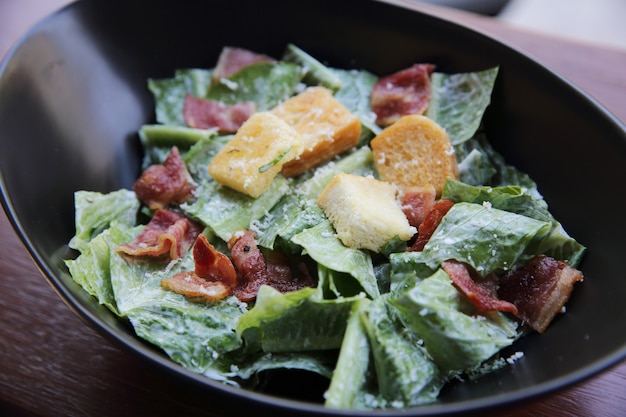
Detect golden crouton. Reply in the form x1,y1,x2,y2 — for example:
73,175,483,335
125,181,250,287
317,173,416,253
208,112,303,198
370,114,458,196
272,87,361,177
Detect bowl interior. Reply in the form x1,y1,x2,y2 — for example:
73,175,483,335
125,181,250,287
1,0,625,415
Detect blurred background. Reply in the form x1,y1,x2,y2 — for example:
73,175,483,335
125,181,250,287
416,0,626,51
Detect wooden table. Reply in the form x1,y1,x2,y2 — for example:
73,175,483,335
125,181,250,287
1,1,625,416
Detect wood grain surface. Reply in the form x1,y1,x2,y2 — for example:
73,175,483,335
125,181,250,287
1,1,625,416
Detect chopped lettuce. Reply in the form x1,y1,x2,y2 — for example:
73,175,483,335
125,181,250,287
65,45,586,410
427,67,499,145
361,296,445,407
332,68,381,140
182,176,290,242
205,61,303,111
412,202,552,275
291,220,380,299
148,69,212,126
324,299,373,409
69,189,139,253
390,269,519,371
237,285,365,353
442,180,586,267
282,43,343,92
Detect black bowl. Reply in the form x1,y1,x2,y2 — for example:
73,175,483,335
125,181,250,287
1,0,625,416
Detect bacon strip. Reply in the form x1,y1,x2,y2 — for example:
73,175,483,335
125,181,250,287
161,234,236,302
442,260,518,314
133,147,195,210
183,94,256,133
116,209,202,260
371,63,435,127
408,199,454,252
161,271,230,301
211,46,276,82
228,231,269,302
497,255,583,333
228,230,316,302
401,185,436,229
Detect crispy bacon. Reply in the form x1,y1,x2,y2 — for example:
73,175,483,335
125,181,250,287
116,209,202,260
442,260,518,314
228,230,316,302
161,234,237,302
497,255,583,333
408,199,454,252
192,234,237,288
228,231,270,302
133,147,195,210
371,63,435,127
401,185,436,229
183,94,256,133
161,271,231,301
212,46,276,82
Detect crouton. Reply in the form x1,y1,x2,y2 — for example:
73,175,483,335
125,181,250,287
370,114,458,196
272,87,361,177
317,173,416,252
207,112,303,198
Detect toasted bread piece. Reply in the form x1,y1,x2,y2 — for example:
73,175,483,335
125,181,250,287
370,114,458,196
207,112,303,198
317,173,416,252
272,87,361,177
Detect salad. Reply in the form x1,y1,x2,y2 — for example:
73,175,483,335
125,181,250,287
65,44,585,409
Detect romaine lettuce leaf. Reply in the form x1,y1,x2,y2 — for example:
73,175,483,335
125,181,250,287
233,351,335,382
332,68,381,140
324,299,374,409
237,285,365,353
148,69,213,126
414,202,551,275
205,62,303,111
291,220,380,299
182,176,290,241
65,227,119,315
69,189,139,253
361,296,444,407
105,223,244,382
427,67,499,145
139,124,217,149
390,269,519,371
282,43,343,92
442,180,586,266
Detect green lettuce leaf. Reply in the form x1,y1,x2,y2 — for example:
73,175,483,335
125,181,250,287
361,296,444,408
206,61,303,111
390,269,519,371
237,285,365,353
182,176,290,241
427,67,499,145
332,68,381,140
291,220,380,299
414,202,551,275
324,299,374,409
105,224,244,382
148,69,213,126
442,180,586,266
282,43,343,92
69,189,139,253
65,227,119,315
